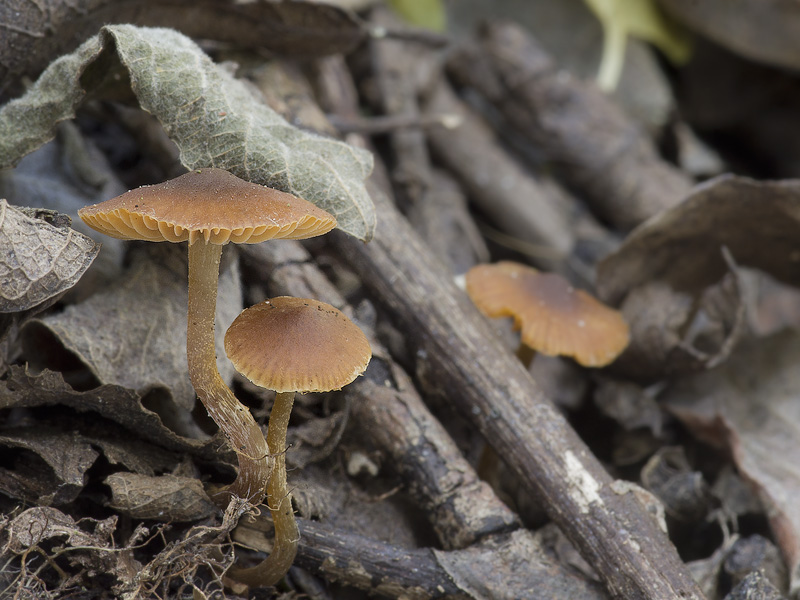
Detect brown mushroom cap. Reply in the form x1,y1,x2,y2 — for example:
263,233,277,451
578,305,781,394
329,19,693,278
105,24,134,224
465,261,630,367
224,297,372,393
78,168,336,244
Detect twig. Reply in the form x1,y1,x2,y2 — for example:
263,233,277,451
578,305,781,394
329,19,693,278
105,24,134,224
423,77,579,270
236,517,609,600
235,517,464,599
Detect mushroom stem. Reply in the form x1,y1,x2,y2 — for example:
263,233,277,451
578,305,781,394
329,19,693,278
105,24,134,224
516,344,536,370
187,241,270,505
231,391,298,586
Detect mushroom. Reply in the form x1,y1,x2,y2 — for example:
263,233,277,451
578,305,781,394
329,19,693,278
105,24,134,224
224,296,371,586
465,261,630,368
78,168,336,504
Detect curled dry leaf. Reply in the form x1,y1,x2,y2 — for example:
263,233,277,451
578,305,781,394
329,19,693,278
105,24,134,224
596,175,800,379
106,473,217,522
21,244,241,412
3,506,125,594
89,433,180,477
0,366,213,457
594,376,663,434
288,408,349,470
661,331,800,595
610,266,746,381
0,428,98,505
0,25,375,241
640,447,712,523
0,199,98,313
597,176,800,304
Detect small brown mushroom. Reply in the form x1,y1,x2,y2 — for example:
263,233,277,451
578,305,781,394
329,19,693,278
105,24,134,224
465,261,630,368
79,168,336,504
224,296,371,586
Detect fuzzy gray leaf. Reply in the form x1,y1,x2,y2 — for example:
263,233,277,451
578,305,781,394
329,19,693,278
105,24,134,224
0,25,375,241
21,244,241,412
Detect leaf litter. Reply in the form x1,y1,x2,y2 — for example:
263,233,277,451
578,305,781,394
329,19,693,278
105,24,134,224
662,332,800,597
3,5,800,600
20,243,242,414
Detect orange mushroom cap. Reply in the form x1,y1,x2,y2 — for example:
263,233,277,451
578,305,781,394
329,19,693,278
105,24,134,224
465,261,630,367
78,168,336,245
224,297,372,394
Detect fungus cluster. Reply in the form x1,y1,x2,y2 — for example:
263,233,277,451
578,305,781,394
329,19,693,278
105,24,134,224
79,168,371,587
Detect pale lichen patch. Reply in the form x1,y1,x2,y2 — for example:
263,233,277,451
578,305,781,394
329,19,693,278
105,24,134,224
564,450,603,513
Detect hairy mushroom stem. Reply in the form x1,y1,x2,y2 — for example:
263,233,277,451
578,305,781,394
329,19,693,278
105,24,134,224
232,390,299,586
187,240,270,504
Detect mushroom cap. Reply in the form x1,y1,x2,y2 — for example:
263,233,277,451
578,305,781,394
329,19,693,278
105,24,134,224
78,168,336,245
465,261,630,367
224,297,372,394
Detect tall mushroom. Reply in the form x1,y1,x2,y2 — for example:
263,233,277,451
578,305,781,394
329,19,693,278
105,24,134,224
465,261,630,368
224,296,371,586
78,168,336,504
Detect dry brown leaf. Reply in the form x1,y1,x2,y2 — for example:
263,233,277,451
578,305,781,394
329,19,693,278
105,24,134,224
433,529,606,599
21,244,241,412
0,366,212,456
90,434,180,477
594,376,663,434
662,331,800,595
595,176,800,379
106,472,216,522
289,408,349,469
